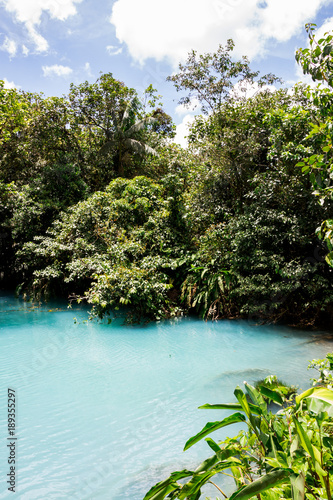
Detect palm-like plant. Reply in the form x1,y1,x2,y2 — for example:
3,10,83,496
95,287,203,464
99,100,158,176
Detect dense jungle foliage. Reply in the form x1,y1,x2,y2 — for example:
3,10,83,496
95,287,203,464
1,25,333,327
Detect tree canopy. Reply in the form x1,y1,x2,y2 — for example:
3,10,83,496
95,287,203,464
0,34,333,328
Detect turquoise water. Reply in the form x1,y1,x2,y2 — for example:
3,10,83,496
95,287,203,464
0,292,332,499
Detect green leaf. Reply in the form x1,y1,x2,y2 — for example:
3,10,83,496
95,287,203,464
229,469,289,500
234,386,260,435
218,446,244,463
270,433,278,459
273,419,285,438
205,438,221,453
143,470,193,500
259,386,283,405
293,418,320,467
290,472,305,500
306,387,333,406
323,44,333,56
244,382,267,413
199,402,261,414
234,386,254,417
231,465,243,489
306,388,333,415
290,435,300,457
326,251,333,266
143,483,179,500
183,412,246,451
323,436,333,449
307,398,333,416
309,155,318,165
296,387,316,407
265,457,285,469
179,461,242,500
177,471,215,499
194,454,218,473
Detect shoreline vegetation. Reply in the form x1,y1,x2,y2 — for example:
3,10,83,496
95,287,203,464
0,24,333,329
144,353,333,500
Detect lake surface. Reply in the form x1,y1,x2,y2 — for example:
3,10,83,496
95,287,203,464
0,292,332,499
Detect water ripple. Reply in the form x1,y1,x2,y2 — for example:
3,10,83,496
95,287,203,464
0,294,332,499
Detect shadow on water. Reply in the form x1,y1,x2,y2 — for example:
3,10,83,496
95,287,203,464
205,367,272,389
299,333,333,344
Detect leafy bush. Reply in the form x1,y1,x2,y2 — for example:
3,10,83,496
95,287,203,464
144,353,333,500
18,176,190,319
181,176,333,326
254,375,297,403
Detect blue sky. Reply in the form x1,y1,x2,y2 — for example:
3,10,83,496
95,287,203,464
1,0,333,145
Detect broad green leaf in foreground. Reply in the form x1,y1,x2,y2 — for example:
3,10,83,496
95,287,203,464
259,386,283,405
199,402,261,414
290,472,305,500
183,413,246,451
229,469,289,500
306,387,333,405
178,462,241,500
293,417,323,470
244,382,267,413
143,470,193,500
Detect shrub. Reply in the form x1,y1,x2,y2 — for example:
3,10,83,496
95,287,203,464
144,353,333,500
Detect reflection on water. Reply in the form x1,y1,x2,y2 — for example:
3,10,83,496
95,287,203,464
0,292,332,499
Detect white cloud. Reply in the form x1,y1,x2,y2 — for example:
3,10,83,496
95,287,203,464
26,23,48,52
2,0,81,24
22,44,29,55
84,62,93,76
42,64,73,77
174,114,196,148
106,45,122,56
256,0,328,41
2,77,20,88
110,0,333,65
1,0,82,52
1,36,17,57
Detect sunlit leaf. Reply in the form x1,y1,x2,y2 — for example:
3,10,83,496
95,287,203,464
199,402,261,414
183,413,246,451
229,469,289,500
290,472,305,500
143,470,193,500
259,386,283,405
